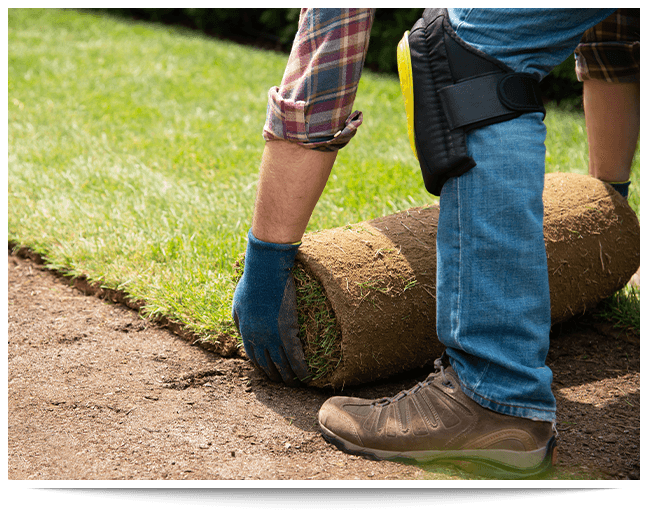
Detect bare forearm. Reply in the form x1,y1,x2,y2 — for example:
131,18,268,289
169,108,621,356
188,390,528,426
252,140,338,244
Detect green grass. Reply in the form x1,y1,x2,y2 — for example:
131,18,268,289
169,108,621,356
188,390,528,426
8,8,430,345
8,8,640,350
596,283,640,335
292,265,342,381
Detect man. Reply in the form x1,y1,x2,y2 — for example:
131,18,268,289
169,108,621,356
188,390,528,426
232,8,616,476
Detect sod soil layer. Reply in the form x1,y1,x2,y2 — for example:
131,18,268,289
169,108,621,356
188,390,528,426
8,251,639,480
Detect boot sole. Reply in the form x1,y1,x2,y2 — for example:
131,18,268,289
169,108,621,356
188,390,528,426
320,424,558,479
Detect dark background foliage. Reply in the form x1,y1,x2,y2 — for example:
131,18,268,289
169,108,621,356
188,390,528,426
91,8,584,106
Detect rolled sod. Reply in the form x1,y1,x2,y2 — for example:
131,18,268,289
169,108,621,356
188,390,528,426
294,173,640,388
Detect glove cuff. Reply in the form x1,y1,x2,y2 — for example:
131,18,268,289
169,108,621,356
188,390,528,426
245,229,301,273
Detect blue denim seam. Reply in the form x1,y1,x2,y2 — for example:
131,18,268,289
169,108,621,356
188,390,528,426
454,178,488,391
452,8,472,34
454,180,464,352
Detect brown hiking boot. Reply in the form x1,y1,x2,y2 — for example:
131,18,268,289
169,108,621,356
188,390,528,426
318,357,557,478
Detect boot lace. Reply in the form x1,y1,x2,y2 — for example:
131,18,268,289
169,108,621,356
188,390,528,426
372,356,451,407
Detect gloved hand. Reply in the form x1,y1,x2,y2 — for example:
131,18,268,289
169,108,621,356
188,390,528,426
232,229,311,386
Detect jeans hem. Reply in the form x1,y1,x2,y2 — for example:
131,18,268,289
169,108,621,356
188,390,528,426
459,380,556,422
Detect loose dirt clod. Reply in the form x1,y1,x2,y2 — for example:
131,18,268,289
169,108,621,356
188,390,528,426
296,174,640,388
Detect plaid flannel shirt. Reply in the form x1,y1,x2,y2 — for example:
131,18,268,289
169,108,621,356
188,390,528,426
263,8,376,152
575,8,640,83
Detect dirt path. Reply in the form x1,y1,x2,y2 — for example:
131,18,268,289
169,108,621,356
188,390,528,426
7,252,640,480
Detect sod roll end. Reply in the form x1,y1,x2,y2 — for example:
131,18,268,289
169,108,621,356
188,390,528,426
543,173,640,323
295,173,640,388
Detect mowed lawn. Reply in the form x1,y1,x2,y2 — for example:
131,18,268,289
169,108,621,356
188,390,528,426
8,9,640,345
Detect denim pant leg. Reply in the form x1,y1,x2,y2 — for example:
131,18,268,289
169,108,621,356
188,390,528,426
438,9,616,422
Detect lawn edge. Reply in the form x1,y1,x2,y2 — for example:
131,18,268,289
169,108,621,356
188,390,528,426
7,241,244,359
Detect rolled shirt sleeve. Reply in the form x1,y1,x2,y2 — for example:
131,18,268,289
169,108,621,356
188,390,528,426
574,8,640,83
263,8,375,151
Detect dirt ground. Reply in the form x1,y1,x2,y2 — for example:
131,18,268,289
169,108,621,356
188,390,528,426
7,250,640,480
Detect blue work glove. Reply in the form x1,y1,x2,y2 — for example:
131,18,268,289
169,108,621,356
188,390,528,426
232,230,311,386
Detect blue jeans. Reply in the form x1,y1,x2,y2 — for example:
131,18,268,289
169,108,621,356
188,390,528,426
438,9,616,421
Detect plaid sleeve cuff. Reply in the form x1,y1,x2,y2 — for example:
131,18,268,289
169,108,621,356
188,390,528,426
574,8,640,83
263,88,364,152
575,41,640,83
262,8,374,152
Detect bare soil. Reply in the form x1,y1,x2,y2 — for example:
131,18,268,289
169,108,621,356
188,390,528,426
7,251,640,480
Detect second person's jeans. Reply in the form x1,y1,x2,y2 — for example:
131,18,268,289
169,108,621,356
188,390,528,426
437,9,616,421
